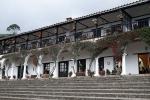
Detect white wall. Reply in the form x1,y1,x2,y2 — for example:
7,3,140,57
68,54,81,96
5,66,18,79
125,41,150,75
125,54,139,74
104,57,114,72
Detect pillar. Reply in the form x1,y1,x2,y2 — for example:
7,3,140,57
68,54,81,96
121,52,127,75
85,59,90,76
22,54,30,79
52,61,58,78
94,57,100,76
10,63,15,79
71,60,77,77
36,55,43,79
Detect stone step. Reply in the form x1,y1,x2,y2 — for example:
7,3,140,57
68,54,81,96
0,96,149,100
0,92,150,100
0,88,149,93
0,78,150,82
1,89,150,94
0,96,56,100
0,85,149,89
0,81,149,86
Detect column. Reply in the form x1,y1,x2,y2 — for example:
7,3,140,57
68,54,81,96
121,52,127,75
22,54,30,79
52,61,58,78
94,57,100,76
36,55,43,79
71,60,77,77
85,59,90,76
10,63,15,79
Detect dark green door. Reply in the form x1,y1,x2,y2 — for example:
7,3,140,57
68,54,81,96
59,61,69,77
18,66,24,79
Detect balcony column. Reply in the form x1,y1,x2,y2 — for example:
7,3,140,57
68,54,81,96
94,57,100,77
39,31,43,48
14,37,16,52
74,21,77,42
120,9,132,32
3,40,6,54
55,27,59,44
26,34,29,50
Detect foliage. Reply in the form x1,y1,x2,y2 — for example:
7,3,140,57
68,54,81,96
137,27,150,46
68,71,72,77
7,24,20,34
69,41,85,60
87,70,94,77
106,69,111,75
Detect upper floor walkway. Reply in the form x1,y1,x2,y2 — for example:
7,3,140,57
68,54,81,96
0,0,150,55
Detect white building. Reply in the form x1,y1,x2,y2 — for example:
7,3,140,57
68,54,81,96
0,0,150,79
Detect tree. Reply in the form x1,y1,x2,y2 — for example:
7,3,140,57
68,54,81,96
68,41,86,77
138,27,150,46
82,41,105,71
7,24,20,34
48,43,66,78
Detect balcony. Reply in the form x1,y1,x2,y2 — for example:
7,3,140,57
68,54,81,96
0,19,149,55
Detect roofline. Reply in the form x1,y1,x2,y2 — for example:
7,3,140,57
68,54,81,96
0,0,150,41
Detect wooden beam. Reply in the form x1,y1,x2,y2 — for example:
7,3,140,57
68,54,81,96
121,9,132,19
60,26,69,31
40,31,43,47
77,21,89,28
14,37,17,52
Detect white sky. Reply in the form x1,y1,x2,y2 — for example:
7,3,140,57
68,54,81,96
0,0,138,34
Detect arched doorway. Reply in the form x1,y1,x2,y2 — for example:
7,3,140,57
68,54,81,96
138,53,150,74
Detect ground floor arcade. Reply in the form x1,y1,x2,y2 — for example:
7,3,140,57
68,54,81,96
0,41,150,79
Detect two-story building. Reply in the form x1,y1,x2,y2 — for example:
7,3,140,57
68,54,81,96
0,0,150,79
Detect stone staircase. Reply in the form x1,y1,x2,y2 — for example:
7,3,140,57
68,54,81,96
0,75,150,100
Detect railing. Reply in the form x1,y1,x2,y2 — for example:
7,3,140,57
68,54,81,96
1,18,149,55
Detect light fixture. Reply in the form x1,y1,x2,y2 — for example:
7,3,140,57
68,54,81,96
92,18,98,25
117,14,123,19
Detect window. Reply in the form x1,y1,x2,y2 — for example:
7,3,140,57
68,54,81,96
92,28,101,37
137,19,149,28
75,32,82,39
134,18,149,29
111,24,122,34
20,44,26,50
58,35,66,42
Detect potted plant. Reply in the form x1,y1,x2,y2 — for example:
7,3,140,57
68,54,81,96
68,71,72,77
106,69,111,75
99,69,105,76
87,70,95,77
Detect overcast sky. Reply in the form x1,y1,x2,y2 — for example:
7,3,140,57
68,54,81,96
0,0,138,34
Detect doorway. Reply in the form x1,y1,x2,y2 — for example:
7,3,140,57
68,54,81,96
2,66,5,79
138,53,150,74
18,65,24,79
77,59,86,76
58,61,69,77
98,57,105,75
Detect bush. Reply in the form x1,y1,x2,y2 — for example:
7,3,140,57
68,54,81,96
87,70,95,77
68,71,72,77
106,69,111,75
